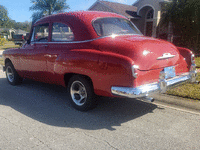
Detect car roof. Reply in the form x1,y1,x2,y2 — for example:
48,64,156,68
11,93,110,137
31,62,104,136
36,11,126,24
34,11,127,41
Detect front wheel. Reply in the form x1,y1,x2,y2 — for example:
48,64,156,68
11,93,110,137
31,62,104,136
5,62,22,85
67,76,97,111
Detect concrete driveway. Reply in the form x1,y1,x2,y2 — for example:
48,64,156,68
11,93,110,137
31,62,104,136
0,70,200,150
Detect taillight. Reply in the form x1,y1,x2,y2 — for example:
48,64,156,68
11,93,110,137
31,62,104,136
22,35,24,40
191,54,195,64
132,65,139,78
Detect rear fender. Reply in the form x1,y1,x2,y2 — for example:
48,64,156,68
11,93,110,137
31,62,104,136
55,49,135,97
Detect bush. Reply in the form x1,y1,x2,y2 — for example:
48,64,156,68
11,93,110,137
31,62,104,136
0,36,7,46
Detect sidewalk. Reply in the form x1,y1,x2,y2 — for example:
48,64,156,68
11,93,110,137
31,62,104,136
0,50,3,55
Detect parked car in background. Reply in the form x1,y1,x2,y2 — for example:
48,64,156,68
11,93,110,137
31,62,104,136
12,34,26,46
2,11,197,111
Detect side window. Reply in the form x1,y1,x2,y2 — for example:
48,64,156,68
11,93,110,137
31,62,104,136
31,23,49,42
52,23,74,42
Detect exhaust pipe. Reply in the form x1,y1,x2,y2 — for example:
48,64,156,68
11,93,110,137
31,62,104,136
141,97,154,102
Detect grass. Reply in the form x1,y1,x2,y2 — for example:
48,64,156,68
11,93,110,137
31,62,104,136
195,57,200,68
166,57,200,100
0,41,20,66
0,41,20,50
0,59,3,66
167,72,200,100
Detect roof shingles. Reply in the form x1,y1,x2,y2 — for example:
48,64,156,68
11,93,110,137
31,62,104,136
90,0,139,19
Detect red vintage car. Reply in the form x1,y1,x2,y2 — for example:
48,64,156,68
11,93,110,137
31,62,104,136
2,11,197,111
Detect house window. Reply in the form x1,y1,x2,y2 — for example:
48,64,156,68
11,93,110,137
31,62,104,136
146,9,154,19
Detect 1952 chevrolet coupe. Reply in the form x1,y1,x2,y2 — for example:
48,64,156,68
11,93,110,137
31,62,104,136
2,11,197,111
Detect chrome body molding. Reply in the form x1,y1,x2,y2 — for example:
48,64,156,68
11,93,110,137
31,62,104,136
111,71,197,98
30,34,140,44
157,53,176,60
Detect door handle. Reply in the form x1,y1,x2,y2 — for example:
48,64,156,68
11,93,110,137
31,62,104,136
51,55,57,58
44,54,51,57
44,54,57,58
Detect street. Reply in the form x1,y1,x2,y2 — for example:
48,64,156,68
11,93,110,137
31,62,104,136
0,70,200,150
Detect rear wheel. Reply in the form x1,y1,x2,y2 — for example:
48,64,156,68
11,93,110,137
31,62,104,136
5,62,22,85
67,75,97,111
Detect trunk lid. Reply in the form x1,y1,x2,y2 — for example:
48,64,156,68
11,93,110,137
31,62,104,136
117,35,180,71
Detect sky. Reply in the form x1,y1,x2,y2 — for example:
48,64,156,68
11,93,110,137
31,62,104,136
1,0,137,22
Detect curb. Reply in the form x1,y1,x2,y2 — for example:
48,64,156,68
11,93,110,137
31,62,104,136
151,93,200,112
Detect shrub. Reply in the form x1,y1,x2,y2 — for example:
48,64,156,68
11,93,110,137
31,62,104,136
0,36,7,46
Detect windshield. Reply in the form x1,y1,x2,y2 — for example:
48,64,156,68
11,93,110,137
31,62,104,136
93,17,142,37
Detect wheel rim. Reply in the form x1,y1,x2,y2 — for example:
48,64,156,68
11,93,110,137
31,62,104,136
70,81,87,106
6,66,14,83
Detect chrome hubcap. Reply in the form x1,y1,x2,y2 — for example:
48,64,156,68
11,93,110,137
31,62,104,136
70,81,87,106
6,66,14,83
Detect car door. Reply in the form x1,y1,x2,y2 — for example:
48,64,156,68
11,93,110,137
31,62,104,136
46,22,75,84
20,23,49,82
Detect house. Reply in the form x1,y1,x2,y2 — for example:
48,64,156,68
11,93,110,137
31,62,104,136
15,29,28,36
132,0,172,39
88,0,140,19
88,0,172,40
0,28,16,39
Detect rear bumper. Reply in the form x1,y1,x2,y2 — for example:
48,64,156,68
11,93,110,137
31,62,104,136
111,71,197,98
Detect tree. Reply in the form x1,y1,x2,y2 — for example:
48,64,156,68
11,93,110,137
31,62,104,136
30,0,69,23
0,5,9,27
162,0,200,53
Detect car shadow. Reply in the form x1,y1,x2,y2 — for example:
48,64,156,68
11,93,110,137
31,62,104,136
0,77,158,131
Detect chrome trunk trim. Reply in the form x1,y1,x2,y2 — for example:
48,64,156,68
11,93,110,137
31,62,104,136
157,53,175,60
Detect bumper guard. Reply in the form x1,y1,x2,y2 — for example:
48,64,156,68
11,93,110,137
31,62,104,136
111,71,197,99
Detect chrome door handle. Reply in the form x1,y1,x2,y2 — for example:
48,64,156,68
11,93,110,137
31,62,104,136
52,55,57,58
44,54,57,58
44,54,51,57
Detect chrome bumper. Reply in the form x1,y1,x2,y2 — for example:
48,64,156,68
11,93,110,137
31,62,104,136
111,71,197,98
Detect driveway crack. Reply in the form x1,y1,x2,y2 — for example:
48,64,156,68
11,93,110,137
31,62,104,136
81,131,119,150
0,115,52,150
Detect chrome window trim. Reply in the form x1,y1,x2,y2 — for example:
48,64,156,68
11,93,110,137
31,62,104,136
31,28,35,42
31,34,141,44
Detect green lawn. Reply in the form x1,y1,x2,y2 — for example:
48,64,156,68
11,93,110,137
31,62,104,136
0,41,20,50
166,57,200,100
0,41,19,65
0,59,3,66
195,57,200,68
167,72,200,100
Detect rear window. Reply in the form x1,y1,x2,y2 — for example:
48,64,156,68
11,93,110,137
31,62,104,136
93,17,141,37
52,23,74,42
